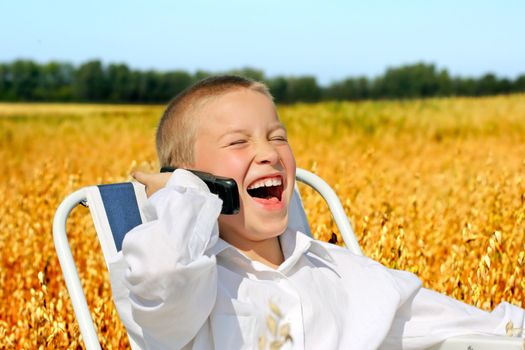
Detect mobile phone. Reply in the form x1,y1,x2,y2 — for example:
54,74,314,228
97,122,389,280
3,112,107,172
160,167,240,215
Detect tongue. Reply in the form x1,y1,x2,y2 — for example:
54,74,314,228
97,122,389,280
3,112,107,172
253,196,280,204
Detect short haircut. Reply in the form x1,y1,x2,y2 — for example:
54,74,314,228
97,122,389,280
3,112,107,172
156,75,273,167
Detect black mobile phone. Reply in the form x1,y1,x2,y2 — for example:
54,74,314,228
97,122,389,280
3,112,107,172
160,167,240,215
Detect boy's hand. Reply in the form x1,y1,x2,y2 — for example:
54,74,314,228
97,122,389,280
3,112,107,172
132,171,172,197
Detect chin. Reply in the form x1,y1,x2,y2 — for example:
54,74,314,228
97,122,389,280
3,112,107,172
247,215,289,241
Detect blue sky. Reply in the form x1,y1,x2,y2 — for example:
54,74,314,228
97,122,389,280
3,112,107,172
1,0,524,85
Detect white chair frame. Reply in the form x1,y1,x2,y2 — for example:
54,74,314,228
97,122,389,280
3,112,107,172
53,168,523,350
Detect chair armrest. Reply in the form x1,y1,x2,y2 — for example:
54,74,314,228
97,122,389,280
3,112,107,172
296,168,363,255
53,188,102,350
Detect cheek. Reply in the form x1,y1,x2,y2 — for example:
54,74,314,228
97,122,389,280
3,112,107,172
193,141,215,171
281,147,296,172
211,151,250,184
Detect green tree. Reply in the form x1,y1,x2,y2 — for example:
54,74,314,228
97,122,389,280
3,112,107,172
513,74,525,92
452,77,476,96
266,76,288,103
158,71,194,101
0,59,523,103
378,63,442,98
10,60,41,101
324,77,370,101
436,70,452,96
107,63,132,102
37,61,74,101
285,76,321,103
476,73,499,96
73,60,109,102
0,63,13,100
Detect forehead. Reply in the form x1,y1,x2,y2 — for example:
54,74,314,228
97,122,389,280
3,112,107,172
195,89,281,135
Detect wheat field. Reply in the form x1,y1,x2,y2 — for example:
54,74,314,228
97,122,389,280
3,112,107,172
0,95,524,348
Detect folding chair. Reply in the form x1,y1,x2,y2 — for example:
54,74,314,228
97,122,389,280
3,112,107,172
53,168,523,350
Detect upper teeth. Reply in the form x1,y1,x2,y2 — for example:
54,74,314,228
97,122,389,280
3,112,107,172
248,177,282,190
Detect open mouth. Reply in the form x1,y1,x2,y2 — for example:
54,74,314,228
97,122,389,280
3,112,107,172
247,176,284,202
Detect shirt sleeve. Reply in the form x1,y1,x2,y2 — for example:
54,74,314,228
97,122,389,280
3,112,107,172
381,268,525,349
122,169,223,349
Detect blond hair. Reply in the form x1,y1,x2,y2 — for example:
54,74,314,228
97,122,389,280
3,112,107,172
156,75,273,167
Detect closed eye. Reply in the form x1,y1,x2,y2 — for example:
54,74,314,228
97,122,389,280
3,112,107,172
270,136,288,142
227,139,247,146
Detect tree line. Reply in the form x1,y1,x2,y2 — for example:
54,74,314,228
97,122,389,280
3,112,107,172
0,59,524,104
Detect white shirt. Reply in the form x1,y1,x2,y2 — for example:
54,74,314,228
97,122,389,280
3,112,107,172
121,169,525,350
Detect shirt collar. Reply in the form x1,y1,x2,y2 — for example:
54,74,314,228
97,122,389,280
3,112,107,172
279,227,335,270
206,227,335,273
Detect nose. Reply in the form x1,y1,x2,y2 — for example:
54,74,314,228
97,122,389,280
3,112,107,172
254,140,280,165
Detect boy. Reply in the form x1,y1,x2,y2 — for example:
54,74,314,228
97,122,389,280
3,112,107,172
123,76,524,349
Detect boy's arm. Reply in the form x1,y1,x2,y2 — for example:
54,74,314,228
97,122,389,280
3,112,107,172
381,268,525,349
122,169,223,349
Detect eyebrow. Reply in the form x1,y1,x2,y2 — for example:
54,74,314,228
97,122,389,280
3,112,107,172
217,123,286,141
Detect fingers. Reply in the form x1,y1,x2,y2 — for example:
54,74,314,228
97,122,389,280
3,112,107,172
131,171,149,185
132,171,156,197
131,171,172,197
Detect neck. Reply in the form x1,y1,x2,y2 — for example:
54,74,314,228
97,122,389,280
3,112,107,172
224,235,284,269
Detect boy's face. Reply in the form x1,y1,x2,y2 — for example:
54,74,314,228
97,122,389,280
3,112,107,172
192,89,296,246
